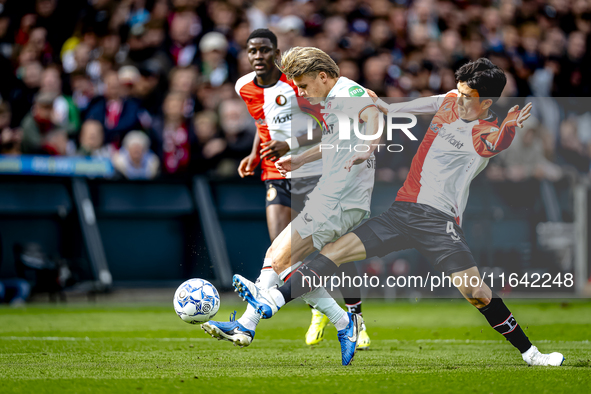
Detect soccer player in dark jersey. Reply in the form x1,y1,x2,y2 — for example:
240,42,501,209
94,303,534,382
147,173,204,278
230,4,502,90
234,58,564,366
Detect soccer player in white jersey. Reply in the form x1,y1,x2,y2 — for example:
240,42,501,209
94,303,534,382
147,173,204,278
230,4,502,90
231,46,382,365
202,33,371,352
235,58,565,367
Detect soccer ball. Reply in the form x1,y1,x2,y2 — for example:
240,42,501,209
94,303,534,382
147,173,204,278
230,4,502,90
173,278,220,324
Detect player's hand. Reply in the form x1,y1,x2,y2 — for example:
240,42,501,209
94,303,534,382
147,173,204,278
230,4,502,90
344,151,371,172
238,154,260,178
509,102,533,128
260,140,289,161
367,89,378,102
275,155,292,177
367,89,388,114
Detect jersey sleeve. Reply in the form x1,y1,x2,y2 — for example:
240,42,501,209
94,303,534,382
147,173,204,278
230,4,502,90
473,110,520,158
341,85,377,121
379,89,458,115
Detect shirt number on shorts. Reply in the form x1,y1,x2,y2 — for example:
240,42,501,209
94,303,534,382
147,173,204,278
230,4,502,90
446,221,461,242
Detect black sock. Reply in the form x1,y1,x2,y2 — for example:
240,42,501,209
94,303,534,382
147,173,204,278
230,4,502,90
345,301,362,315
478,296,532,353
278,254,339,304
338,262,362,309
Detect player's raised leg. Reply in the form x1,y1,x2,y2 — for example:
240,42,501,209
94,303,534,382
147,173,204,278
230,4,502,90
202,188,295,346
450,263,565,366
233,226,364,365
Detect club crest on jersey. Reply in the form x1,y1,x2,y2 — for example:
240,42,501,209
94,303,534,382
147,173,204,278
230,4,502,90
275,94,287,106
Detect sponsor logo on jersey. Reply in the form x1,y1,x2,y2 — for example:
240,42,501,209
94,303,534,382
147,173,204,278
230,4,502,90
266,185,277,201
272,113,292,124
303,213,313,223
348,86,365,97
438,127,464,149
255,117,267,126
323,123,334,135
276,94,287,106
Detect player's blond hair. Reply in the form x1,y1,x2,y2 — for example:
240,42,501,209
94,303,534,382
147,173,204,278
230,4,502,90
277,47,340,80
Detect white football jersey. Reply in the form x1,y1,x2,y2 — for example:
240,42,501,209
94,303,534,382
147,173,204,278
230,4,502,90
306,77,377,214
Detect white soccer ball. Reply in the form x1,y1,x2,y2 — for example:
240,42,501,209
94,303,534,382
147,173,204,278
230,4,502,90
173,278,220,324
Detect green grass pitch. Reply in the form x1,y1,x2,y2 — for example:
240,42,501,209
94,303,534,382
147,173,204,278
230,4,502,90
1,297,590,393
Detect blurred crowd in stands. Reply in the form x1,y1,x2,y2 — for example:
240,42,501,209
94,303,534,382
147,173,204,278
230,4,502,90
0,0,590,182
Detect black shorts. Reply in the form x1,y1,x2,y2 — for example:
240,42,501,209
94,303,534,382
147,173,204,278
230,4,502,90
264,175,321,212
352,201,476,275
264,179,291,209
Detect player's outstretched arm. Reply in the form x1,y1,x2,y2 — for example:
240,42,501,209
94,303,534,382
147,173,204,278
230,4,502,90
275,143,322,177
344,106,381,172
367,89,446,116
238,133,261,178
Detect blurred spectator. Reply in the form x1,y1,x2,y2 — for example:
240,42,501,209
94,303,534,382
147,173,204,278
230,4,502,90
70,70,95,115
41,128,68,155
191,110,225,174
20,91,56,154
118,65,140,99
218,98,254,161
198,31,234,87
85,70,142,145
77,119,111,158
150,91,193,176
10,61,43,126
168,66,198,117
112,130,160,179
0,101,22,155
167,11,199,67
556,118,590,174
498,122,562,182
39,65,80,136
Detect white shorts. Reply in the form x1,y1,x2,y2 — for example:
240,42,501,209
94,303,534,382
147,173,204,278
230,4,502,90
293,201,367,250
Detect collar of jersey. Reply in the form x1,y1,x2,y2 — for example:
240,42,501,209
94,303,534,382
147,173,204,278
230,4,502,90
252,73,283,89
321,77,343,106
460,109,498,125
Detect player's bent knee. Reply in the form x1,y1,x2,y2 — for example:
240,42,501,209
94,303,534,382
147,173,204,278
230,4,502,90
271,258,290,275
465,285,491,307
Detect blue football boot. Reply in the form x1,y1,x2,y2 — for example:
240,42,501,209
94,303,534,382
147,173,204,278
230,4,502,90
233,274,280,319
337,312,363,366
201,311,255,347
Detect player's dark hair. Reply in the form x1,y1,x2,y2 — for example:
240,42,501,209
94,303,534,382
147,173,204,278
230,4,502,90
247,29,278,49
455,58,507,103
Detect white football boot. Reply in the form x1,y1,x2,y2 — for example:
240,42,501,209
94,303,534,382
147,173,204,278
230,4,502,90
522,345,565,366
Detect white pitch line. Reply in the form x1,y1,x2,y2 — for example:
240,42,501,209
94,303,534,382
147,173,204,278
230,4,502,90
0,337,589,345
